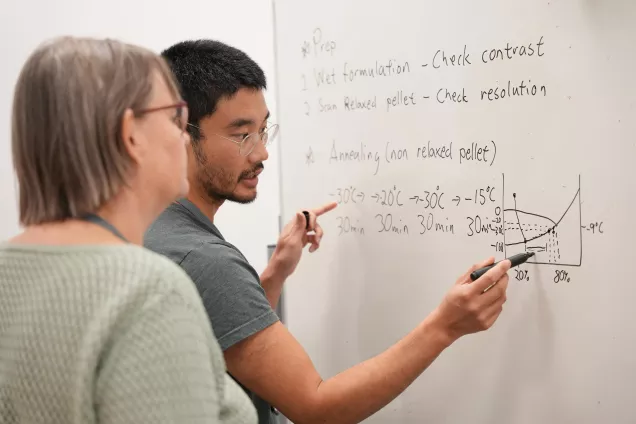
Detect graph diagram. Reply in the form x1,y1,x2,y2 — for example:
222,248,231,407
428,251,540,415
502,174,582,267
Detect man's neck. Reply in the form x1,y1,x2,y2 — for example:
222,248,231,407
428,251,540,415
186,190,224,224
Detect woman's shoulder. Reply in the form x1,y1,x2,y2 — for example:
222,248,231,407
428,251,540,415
104,244,204,303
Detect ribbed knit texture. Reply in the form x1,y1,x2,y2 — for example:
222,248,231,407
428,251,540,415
0,243,256,424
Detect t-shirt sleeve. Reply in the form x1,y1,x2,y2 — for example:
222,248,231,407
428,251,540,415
180,243,279,351
95,289,228,424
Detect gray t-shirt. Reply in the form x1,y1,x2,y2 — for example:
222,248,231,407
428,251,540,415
144,199,279,424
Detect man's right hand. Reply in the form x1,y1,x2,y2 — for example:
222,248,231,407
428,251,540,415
432,257,511,343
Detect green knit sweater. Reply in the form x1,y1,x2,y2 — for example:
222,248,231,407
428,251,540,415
0,243,256,424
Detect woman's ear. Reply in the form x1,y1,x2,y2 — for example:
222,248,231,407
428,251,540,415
121,108,144,164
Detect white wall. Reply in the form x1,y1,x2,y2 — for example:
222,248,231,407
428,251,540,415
0,0,280,273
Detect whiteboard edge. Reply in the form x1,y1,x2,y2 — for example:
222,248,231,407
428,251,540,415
271,0,285,235
270,0,289,329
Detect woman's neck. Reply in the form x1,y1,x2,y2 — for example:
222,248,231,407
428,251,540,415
10,191,154,246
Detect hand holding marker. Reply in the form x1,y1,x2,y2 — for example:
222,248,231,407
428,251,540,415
471,252,535,292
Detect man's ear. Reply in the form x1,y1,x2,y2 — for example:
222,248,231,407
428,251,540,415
120,108,145,164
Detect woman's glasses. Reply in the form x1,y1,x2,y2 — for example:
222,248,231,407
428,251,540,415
136,101,189,135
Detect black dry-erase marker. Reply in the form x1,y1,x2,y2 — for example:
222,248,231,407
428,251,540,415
302,211,310,229
470,252,535,281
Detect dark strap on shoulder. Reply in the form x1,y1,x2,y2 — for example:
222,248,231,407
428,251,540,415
81,213,128,243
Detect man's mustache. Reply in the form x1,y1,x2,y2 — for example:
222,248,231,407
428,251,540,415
239,163,264,180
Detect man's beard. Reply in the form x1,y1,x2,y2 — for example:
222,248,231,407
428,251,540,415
196,161,263,205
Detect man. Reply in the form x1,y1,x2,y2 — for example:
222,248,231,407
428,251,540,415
144,39,511,424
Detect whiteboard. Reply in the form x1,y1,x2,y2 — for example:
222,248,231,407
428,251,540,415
273,0,636,422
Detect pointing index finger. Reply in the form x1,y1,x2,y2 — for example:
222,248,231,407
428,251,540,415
312,201,338,217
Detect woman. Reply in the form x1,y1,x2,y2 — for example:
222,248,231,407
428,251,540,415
0,36,256,424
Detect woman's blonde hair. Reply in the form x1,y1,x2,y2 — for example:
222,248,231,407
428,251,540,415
11,36,181,225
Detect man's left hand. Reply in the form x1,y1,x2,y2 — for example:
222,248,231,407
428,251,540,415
269,201,337,281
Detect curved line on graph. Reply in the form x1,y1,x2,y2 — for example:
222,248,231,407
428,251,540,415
503,209,557,226
554,188,580,227
505,188,580,247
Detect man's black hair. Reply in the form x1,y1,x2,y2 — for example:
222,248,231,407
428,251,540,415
161,39,267,142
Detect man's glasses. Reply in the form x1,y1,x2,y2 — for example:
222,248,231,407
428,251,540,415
188,122,279,156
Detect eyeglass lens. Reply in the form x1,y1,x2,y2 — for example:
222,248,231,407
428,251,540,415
239,124,279,156
176,105,189,133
